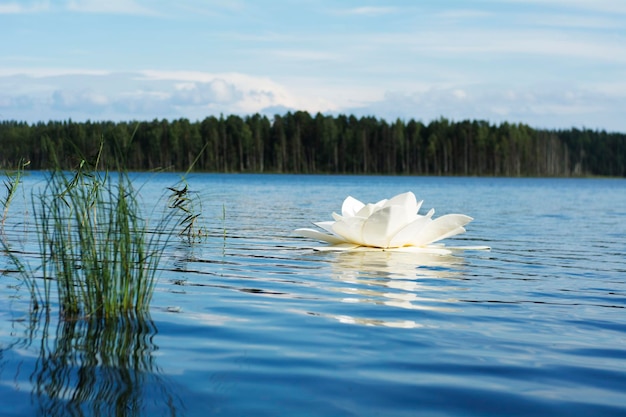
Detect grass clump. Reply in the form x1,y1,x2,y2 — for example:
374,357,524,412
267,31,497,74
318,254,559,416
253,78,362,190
1,139,180,319
1,135,212,319
35,166,167,318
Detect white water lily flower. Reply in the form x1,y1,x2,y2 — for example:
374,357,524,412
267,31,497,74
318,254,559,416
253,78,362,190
296,192,481,253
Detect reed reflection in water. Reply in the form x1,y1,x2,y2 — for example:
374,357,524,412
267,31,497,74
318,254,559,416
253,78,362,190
16,312,182,417
321,250,466,328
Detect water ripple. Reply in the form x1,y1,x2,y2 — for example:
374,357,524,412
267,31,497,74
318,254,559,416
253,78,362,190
2,174,625,416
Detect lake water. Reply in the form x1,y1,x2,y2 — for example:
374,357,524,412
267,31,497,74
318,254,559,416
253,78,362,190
1,173,625,416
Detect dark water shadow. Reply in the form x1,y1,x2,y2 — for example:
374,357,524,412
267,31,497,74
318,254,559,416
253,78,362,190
11,311,184,417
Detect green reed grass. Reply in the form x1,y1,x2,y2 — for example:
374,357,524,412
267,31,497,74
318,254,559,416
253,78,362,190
33,164,173,318
166,142,209,243
2,135,208,319
1,159,37,307
167,183,206,242
1,159,29,227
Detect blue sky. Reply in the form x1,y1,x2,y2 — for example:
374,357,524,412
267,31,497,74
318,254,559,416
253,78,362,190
1,0,625,131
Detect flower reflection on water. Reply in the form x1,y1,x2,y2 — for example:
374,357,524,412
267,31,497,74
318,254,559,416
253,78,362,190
318,249,466,329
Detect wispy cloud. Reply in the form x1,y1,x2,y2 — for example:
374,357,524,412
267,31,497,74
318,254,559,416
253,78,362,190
1,67,625,131
0,1,49,14
529,13,624,29
0,70,323,121
65,0,158,15
336,6,398,16
171,79,243,106
348,26,626,64
172,0,248,14
504,0,626,15
52,89,109,111
435,9,493,21
0,0,160,15
0,68,111,78
347,84,626,131
266,49,341,62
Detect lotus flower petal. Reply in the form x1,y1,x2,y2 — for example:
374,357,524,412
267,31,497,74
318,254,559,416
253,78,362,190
433,226,467,242
362,205,417,248
341,196,365,217
384,191,417,211
388,215,432,248
313,244,452,254
409,214,473,246
294,228,346,245
391,245,452,255
332,215,366,245
313,242,362,252
356,202,383,218
314,221,336,234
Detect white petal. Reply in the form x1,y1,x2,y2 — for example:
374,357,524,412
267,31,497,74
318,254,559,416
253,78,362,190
313,243,362,252
341,196,364,217
446,245,491,251
384,191,416,209
356,202,381,218
388,215,431,247
361,205,414,248
332,216,366,245
314,244,451,255
383,192,424,215
374,197,389,206
410,214,473,246
390,245,453,255
431,226,466,243
294,228,347,244
314,221,336,234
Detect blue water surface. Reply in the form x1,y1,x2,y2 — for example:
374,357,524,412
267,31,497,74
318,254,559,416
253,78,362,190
1,173,625,416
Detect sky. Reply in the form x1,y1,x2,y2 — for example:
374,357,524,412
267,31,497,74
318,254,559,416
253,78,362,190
1,0,625,132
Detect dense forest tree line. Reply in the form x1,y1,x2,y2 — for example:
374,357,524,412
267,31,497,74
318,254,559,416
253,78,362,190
0,112,624,177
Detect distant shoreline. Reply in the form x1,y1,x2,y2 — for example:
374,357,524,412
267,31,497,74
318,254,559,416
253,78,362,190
1,113,624,177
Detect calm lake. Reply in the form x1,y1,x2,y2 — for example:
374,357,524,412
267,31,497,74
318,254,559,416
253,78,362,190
1,173,625,416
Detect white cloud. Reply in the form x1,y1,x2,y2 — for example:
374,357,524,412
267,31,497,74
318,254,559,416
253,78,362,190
266,49,341,62
171,79,242,106
335,6,398,16
529,13,623,29
0,1,49,14
503,0,626,15
65,0,157,15
0,69,341,121
0,0,159,14
348,84,626,131
360,28,626,63
51,89,109,110
435,9,493,20
137,70,320,113
0,68,110,78
3,66,625,130
171,0,247,15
